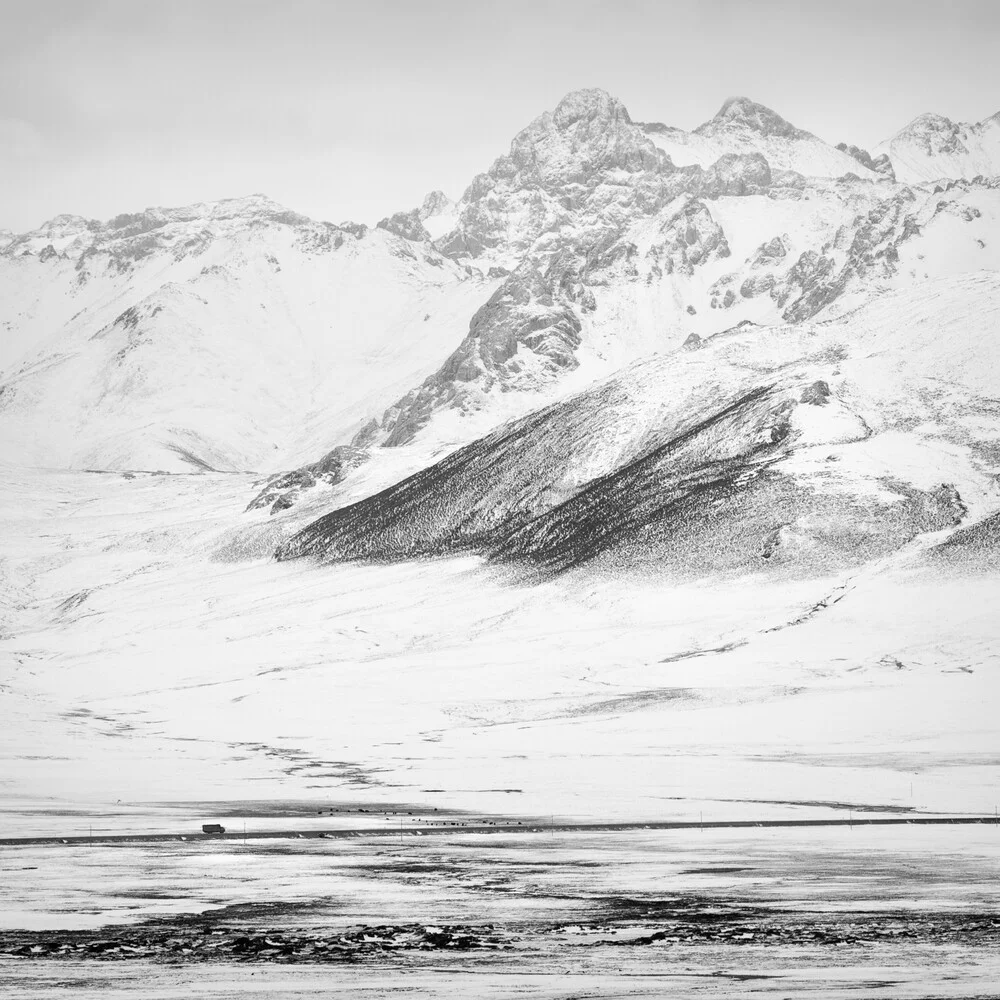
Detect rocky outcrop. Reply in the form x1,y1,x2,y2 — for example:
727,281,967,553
246,446,368,514
645,198,731,279
748,236,788,267
2,195,370,286
771,192,918,321
738,273,776,299
691,152,773,197
376,190,456,242
376,209,429,242
799,380,831,405
433,89,677,260
377,259,585,446
836,143,896,180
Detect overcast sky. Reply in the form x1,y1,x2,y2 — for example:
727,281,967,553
1,0,997,231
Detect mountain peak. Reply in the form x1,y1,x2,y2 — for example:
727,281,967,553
899,112,958,135
696,97,811,140
551,88,631,128
151,193,307,225
420,190,454,218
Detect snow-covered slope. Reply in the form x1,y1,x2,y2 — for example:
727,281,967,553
279,270,1000,577
876,111,1000,185
342,87,1000,458
0,196,493,472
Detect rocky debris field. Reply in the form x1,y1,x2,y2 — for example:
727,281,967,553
0,922,508,963
3,897,999,965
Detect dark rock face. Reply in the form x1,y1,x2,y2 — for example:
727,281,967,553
773,251,842,321
337,221,369,239
281,363,959,578
896,113,969,156
800,380,831,405
581,470,967,580
731,236,787,300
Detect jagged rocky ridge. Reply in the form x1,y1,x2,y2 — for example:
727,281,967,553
339,91,998,453
875,110,1000,185
0,194,489,471
836,143,896,180
3,88,999,508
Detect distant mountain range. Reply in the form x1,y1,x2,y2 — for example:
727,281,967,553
2,89,999,578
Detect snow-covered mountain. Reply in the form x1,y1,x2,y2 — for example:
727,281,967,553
2,85,1000,849
377,189,457,243
257,90,1000,581
0,195,493,472
335,89,1000,461
278,270,1000,579
641,96,882,179
876,111,1000,185
3,87,999,528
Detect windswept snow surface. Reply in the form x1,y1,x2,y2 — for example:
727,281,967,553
2,259,999,836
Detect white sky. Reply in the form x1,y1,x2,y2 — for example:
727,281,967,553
1,0,998,232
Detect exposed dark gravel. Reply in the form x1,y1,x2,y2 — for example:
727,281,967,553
3,900,998,964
